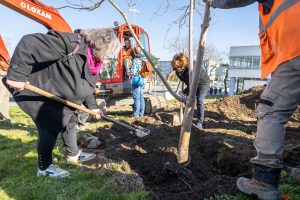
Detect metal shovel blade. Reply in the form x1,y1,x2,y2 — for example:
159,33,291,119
134,128,151,138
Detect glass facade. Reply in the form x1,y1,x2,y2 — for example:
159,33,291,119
229,56,261,69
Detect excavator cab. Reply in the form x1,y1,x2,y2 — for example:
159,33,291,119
98,24,150,96
0,0,165,113
95,24,165,114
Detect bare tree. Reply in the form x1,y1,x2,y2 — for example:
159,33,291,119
168,36,198,56
178,1,211,164
58,0,105,10
169,39,222,61
62,0,211,165
220,63,229,95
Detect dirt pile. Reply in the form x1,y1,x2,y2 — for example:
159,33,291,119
207,85,300,122
206,86,264,120
79,86,300,199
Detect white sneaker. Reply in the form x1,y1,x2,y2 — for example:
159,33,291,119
67,150,96,163
196,122,203,130
37,164,70,178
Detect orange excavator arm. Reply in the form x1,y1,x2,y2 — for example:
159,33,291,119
0,0,72,32
0,35,10,71
0,35,9,62
0,0,73,68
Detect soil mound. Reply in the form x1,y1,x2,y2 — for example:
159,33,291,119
206,86,264,120
79,86,300,199
206,85,300,124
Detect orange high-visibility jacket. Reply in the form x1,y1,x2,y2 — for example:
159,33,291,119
259,0,300,79
122,47,133,60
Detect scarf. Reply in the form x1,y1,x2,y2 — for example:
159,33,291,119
87,45,103,75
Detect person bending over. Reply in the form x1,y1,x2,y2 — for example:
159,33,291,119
4,28,120,178
171,53,210,129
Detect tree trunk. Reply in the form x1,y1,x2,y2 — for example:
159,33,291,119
178,2,211,164
224,68,228,95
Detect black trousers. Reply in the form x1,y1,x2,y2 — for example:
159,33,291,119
36,114,79,170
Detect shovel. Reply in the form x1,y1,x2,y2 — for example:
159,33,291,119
24,83,150,138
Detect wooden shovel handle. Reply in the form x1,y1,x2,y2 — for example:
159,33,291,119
24,83,138,132
24,83,97,116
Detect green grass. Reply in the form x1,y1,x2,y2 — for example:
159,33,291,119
0,106,149,200
1,107,299,200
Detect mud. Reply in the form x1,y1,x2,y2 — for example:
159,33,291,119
80,87,300,199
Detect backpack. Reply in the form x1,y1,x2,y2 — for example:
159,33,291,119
140,60,153,78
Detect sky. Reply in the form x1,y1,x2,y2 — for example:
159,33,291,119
0,0,260,61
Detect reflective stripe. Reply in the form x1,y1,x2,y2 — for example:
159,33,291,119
259,16,264,33
265,0,300,30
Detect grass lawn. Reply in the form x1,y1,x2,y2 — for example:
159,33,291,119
0,106,148,200
1,106,299,200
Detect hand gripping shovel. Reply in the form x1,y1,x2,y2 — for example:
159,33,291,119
24,83,150,138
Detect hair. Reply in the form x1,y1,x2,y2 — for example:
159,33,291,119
84,28,121,60
124,39,131,43
171,53,189,72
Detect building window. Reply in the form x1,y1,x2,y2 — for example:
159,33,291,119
229,56,260,69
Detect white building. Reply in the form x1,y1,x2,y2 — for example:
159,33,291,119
228,45,270,95
158,61,173,77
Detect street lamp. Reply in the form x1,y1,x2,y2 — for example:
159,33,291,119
128,4,140,24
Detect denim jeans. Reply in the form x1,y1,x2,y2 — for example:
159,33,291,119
36,114,79,170
196,84,209,124
132,84,145,117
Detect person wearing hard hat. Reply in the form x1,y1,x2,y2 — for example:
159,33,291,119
205,0,300,199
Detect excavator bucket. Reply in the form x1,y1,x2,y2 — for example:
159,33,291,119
144,95,167,114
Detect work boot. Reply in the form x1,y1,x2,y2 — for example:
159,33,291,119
237,177,279,200
37,164,70,178
67,150,96,163
291,167,300,184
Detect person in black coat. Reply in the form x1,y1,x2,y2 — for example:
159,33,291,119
171,53,210,129
4,28,120,178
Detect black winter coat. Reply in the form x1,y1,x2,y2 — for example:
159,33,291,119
5,30,99,132
175,67,210,95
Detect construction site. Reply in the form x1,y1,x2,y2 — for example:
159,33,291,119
75,86,300,199
1,0,300,200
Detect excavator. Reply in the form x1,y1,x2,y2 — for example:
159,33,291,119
0,0,165,114
0,35,10,70
0,0,72,67
97,23,166,113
